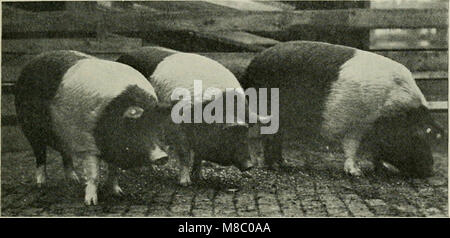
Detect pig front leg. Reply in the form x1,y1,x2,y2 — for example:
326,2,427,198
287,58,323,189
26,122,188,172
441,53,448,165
106,164,123,196
83,154,100,205
263,132,285,169
61,151,80,183
179,149,195,186
191,156,203,182
342,135,363,176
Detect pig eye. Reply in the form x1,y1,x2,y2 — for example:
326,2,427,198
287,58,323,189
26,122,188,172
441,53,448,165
123,106,144,119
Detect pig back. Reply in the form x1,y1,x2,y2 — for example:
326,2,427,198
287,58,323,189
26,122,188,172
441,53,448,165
242,41,357,142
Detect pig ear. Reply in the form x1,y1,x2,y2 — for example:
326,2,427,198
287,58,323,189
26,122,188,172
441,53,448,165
123,106,144,119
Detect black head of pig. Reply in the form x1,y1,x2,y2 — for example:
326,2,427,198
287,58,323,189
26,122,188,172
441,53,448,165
189,122,255,172
366,105,444,178
94,85,171,169
221,123,255,171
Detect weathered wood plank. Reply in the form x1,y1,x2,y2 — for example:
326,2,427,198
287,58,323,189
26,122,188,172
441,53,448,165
101,9,450,32
2,7,447,38
429,101,448,112
194,31,280,52
377,50,448,71
139,30,278,52
1,36,143,54
201,0,291,11
370,28,448,50
2,6,99,37
413,71,448,80
132,1,242,13
416,79,448,101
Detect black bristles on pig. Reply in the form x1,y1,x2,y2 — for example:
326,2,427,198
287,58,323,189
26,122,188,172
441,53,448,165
15,50,169,205
117,47,256,186
242,41,443,177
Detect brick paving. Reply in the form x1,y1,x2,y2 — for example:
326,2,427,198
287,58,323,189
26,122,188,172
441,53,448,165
1,141,448,217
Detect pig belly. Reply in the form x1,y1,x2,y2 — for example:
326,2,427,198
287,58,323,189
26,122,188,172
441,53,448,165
277,86,327,143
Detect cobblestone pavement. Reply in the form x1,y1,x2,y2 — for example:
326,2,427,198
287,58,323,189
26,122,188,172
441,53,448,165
1,140,448,217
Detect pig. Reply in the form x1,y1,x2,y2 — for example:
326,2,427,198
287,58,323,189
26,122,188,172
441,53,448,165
242,41,443,177
14,50,169,205
117,47,258,185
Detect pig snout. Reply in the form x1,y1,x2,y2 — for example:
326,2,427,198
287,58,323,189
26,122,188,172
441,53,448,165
149,145,169,165
235,156,255,172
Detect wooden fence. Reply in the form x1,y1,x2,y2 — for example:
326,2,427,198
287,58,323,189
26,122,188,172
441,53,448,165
1,1,448,152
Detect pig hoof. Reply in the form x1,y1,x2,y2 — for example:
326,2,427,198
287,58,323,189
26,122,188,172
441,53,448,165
36,175,47,188
179,178,192,187
36,181,46,188
112,185,124,196
36,168,47,188
85,185,98,206
344,161,362,176
65,169,80,183
85,194,98,206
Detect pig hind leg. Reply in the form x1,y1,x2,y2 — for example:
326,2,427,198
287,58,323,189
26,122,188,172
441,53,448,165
191,156,203,182
342,134,363,176
17,103,53,187
30,140,48,187
263,132,285,169
60,151,80,183
179,149,195,186
20,123,49,187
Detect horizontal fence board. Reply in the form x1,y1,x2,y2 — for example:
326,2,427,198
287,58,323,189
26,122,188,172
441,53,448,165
138,30,278,52
2,8,448,38
1,36,143,54
193,31,280,52
429,101,448,112
415,79,448,101
370,28,448,50
2,7,99,38
376,50,448,71
412,71,448,80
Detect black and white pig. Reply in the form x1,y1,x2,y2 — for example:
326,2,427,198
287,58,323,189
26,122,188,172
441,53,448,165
15,50,169,205
242,41,443,178
117,47,260,185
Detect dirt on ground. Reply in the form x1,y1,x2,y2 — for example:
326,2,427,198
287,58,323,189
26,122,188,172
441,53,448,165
1,139,448,217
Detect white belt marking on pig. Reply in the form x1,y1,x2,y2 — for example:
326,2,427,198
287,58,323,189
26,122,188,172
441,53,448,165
50,58,157,155
150,53,242,104
322,49,428,139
